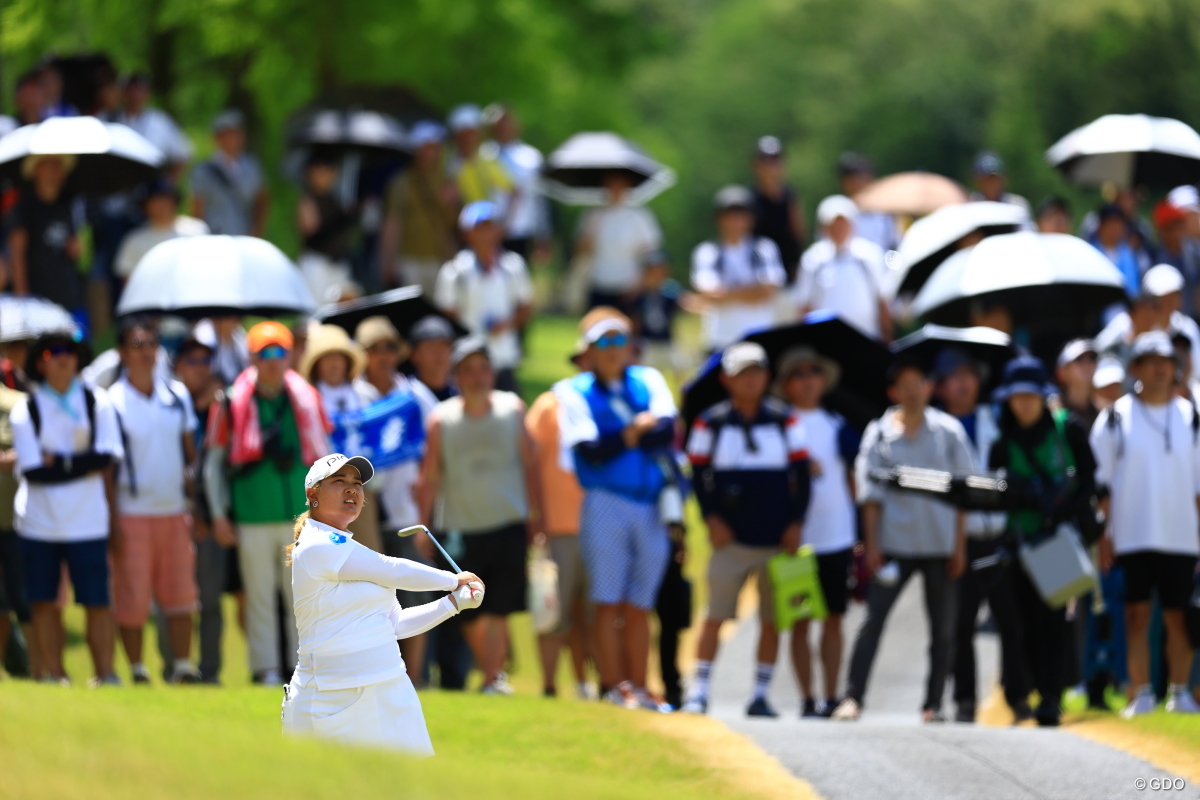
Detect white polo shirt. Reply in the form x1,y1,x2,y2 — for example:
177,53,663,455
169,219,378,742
690,237,786,349
793,237,887,339
791,407,857,554
434,249,533,370
11,382,124,542
579,203,663,293
1090,394,1200,556
107,376,198,516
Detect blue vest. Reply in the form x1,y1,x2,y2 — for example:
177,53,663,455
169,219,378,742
570,367,666,503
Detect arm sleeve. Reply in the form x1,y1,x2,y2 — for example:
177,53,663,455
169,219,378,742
854,420,885,505
387,596,459,640
203,444,231,517
691,244,721,293
574,433,627,464
335,543,458,592
638,417,675,449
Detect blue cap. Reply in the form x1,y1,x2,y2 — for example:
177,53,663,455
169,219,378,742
973,151,1005,176
933,346,982,381
409,120,446,148
993,355,1054,401
459,200,501,231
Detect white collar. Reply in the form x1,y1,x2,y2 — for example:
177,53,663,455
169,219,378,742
304,517,355,540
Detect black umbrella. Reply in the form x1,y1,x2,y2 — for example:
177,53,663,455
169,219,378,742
541,132,675,206
681,312,892,433
890,324,1016,393
313,286,468,341
286,109,409,158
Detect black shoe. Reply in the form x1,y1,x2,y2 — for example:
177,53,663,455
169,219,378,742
955,703,976,723
816,698,838,718
1035,704,1060,727
1013,702,1035,724
801,698,819,718
543,686,557,698
746,697,779,718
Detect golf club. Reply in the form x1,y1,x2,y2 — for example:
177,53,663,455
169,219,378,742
396,524,461,573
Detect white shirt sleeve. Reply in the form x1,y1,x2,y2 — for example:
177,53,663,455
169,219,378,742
92,391,124,460
793,247,819,308
509,256,535,305
387,596,459,640
685,418,714,463
335,542,459,592
10,398,41,476
854,420,884,505
173,380,199,433
433,259,458,313
640,367,678,418
784,412,809,459
639,208,663,252
1090,410,1116,490
557,382,599,449
114,232,141,279
756,239,787,287
691,242,722,293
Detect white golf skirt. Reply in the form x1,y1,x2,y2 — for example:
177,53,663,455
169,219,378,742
281,672,434,756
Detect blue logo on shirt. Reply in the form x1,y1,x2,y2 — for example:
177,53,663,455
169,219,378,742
329,532,347,545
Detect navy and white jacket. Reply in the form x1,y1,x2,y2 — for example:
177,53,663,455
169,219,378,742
687,398,811,547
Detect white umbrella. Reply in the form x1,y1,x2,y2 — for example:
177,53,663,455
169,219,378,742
540,132,675,206
911,232,1126,329
886,201,1029,299
1045,114,1200,188
0,116,164,194
117,235,315,318
0,294,77,342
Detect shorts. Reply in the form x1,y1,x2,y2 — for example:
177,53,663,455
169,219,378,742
112,514,199,627
437,522,528,622
815,547,853,616
0,529,32,622
579,489,669,610
19,536,110,607
707,541,776,624
547,534,591,636
1116,550,1198,609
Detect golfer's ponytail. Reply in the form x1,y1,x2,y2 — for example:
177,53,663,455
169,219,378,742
285,510,310,566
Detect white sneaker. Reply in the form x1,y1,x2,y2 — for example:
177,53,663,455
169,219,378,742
576,681,599,701
171,664,202,685
681,696,708,714
632,686,671,713
87,673,123,688
1165,689,1200,714
830,697,862,721
259,668,283,686
603,681,637,709
1120,689,1157,718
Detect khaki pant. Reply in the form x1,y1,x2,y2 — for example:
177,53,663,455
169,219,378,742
238,523,298,673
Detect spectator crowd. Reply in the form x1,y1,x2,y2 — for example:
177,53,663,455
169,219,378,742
0,57,1198,735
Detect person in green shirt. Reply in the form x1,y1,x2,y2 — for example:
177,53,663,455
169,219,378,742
988,356,1097,728
204,321,330,685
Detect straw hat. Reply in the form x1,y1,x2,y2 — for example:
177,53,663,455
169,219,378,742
22,153,76,180
772,345,841,398
299,324,367,384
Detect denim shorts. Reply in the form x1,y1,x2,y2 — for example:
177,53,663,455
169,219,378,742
19,536,111,607
578,489,669,610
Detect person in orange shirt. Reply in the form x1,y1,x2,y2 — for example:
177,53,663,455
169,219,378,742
526,344,595,699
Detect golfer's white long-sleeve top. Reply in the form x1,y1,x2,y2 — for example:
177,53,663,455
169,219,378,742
291,518,459,690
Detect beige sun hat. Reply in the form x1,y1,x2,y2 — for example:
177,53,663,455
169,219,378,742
772,345,841,398
299,324,367,384
22,153,77,180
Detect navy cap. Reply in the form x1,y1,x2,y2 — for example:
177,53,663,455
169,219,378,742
993,355,1054,401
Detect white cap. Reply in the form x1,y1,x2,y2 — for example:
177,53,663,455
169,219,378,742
304,454,374,491
721,342,769,375
448,104,483,133
1093,356,1125,389
1056,338,1096,368
1168,185,1200,212
816,194,859,227
1142,263,1185,297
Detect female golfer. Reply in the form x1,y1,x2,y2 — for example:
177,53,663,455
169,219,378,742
282,453,484,754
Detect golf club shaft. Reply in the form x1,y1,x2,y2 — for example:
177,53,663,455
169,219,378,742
397,525,462,573
427,533,462,574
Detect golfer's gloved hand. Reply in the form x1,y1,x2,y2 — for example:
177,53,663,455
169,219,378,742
454,581,485,611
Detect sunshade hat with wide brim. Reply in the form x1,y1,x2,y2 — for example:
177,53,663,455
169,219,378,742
299,323,368,384
540,132,676,206
25,330,91,382
117,235,315,318
0,116,164,195
772,345,841,398
1045,113,1200,189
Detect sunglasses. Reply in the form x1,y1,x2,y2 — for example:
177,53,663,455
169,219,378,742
256,344,290,361
594,332,629,350
128,337,159,350
43,344,75,358
181,354,212,367
789,366,824,378
368,342,400,355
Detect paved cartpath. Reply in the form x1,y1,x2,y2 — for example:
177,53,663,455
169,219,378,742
705,580,1184,800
